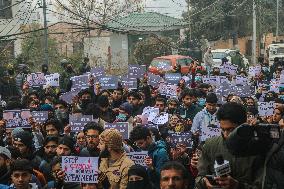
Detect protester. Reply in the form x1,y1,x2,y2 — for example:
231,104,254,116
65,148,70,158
98,128,134,189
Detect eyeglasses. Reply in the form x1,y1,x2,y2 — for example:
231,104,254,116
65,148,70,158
85,135,99,139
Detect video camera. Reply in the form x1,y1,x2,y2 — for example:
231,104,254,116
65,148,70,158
225,124,281,157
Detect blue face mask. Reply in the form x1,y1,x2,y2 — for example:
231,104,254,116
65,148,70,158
195,76,202,82
198,98,206,106
279,95,284,101
116,113,127,121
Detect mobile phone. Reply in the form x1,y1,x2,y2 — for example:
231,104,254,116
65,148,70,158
205,175,219,187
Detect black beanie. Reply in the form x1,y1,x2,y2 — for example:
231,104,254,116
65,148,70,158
13,131,33,150
58,135,75,152
97,95,109,108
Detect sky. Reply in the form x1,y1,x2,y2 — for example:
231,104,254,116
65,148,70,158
144,0,187,18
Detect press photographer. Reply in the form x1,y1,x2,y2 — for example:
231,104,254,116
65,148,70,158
195,102,264,189
226,123,284,189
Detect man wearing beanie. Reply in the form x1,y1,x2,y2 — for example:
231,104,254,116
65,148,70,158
0,146,12,185
192,92,221,142
12,130,34,160
98,128,134,189
56,135,75,156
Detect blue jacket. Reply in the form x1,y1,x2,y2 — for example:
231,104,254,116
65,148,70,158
147,140,169,188
148,140,169,173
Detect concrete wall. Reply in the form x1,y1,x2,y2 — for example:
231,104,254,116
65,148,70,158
84,33,129,75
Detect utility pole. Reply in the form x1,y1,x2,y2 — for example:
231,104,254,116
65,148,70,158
42,0,49,65
187,0,192,41
252,0,257,65
276,0,279,42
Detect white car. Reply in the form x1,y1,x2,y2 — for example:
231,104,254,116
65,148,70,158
211,49,249,68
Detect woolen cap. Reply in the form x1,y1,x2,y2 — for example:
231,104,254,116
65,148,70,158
99,128,123,151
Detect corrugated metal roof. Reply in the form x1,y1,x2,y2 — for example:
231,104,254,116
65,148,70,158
106,12,187,32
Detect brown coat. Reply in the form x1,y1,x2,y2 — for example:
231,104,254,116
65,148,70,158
99,152,134,189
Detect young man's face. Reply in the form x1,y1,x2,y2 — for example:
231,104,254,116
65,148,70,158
182,95,194,107
134,136,152,151
85,129,100,149
112,90,123,101
45,124,59,137
160,169,187,189
206,103,217,114
11,170,32,189
127,96,139,106
13,141,28,155
56,144,71,156
155,101,165,112
220,120,238,139
44,141,58,158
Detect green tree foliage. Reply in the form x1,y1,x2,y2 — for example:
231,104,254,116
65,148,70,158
20,24,63,72
185,0,284,41
133,36,172,65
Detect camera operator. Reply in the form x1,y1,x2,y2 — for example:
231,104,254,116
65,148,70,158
195,102,264,189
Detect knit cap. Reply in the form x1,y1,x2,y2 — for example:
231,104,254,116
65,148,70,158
99,128,123,151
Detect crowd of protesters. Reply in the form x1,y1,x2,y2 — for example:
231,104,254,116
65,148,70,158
0,51,283,189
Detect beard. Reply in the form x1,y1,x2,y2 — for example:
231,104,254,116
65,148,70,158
99,148,110,158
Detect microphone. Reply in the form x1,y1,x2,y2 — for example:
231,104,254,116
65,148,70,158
214,154,231,177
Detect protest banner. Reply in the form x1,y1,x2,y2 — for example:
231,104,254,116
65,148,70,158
222,62,238,75
249,66,261,77
202,76,221,86
59,89,81,104
104,122,129,139
62,156,99,183
201,123,221,142
71,75,90,90
127,151,148,167
158,84,178,97
147,73,162,88
270,79,280,93
3,109,31,128
168,132,193,147
99,76,118,90
26,72,46,86
121,77,137,89
142,106,160,122
44,73,60,87
152,113,168,125
69,114,93,132
128,65,145,78
235,75,249,86
258,102,275,117
165,73,181,85
31,111,48,123
90,67,105,78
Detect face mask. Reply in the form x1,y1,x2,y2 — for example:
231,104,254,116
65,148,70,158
116,113,127,122
126,180,145,189
55,109,68,120
195,76,202,82
279,95,284,100
198,98,206,106
262,67,269,72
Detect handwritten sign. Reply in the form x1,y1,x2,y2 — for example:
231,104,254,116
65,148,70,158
128,65,145,78
3,109,31,128
90,67,105,78
69,114,93,132
26,72,46,86
62,156,99,183
152,113,168,125
235,75,248,85
59,89,81,104
127,151,148,167
202,76,221,86
99,76,118,90
165,73,181,85
31,111,48,123
142,106,160,122
148,73,162,88
222,62,238,75
71,75,90,90
158,84,178,97
249,66,261,77
104,122,129,139
258,102,275,117
168,132,193,147
44,73,60,87
121,77,137,89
